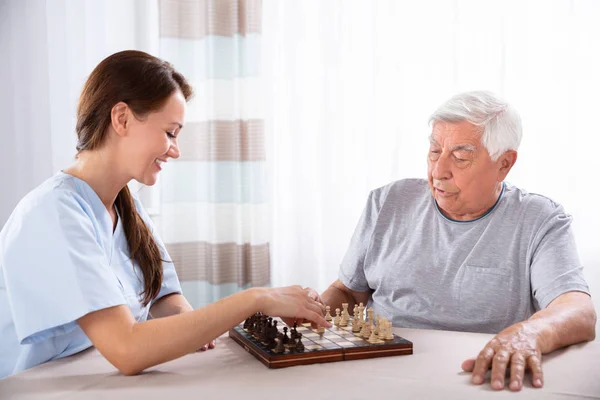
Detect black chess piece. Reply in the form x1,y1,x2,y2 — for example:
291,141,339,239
295,332,305,352
282,327,290,345
290,326,297,341
273,333,285,354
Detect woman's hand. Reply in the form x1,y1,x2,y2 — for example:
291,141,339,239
258,286,330,328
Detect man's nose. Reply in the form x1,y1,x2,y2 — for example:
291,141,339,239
432,152,451,180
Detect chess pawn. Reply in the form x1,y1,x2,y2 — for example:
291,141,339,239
360,320,371,339
295,333,305,352
282,327,290,345
368,324,379,343
325,306,332,321
334,308,341,326
273,334,285,353
352,309,361,332
316,325,325,334
385,320,394,340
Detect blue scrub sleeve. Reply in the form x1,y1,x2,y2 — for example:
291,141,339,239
1,190,126,345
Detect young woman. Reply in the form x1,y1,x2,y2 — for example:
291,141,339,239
0,50,329,379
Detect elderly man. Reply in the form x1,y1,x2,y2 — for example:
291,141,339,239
318,91,596,391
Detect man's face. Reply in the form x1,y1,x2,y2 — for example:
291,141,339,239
427,121,508,220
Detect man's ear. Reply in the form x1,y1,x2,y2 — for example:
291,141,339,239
110,102,130,137
498,150,518,181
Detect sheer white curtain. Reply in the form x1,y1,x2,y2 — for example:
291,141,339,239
263,0,600,319
0,0,158,227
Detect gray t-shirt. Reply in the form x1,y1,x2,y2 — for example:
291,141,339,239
339,179,590,334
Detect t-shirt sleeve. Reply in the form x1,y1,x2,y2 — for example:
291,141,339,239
338,187,387,292
529,205,590,310
132,196,183,306
1,191,126,345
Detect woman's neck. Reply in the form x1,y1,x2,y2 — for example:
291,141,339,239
64,150,129,211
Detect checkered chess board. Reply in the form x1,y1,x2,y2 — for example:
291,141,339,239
229,318,413,368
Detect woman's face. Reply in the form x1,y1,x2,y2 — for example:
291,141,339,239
124,90,187,186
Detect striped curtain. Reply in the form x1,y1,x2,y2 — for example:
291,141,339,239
156,0,269,308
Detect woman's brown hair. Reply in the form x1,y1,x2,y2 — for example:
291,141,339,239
76,50,193,306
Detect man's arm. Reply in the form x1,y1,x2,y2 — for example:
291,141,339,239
463,291,596,391
320,280,371,312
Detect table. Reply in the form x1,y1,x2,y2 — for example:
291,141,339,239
1,327,598,399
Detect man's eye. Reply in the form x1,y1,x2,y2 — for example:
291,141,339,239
166,131,176,139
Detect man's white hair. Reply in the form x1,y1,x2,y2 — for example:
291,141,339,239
429,91,522,161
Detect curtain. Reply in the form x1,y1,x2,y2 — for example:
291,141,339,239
0,0,158,226
262,0,600,315
155,0,269,308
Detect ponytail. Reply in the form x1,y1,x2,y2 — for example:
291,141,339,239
115,186,163,306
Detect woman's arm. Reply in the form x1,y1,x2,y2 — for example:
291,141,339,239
149,293,193,318
77,286,328,376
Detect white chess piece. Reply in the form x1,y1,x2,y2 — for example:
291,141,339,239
385,320,394,340
368,324,379,343
361,320,371,339
325,306,332,322
334,308,341,326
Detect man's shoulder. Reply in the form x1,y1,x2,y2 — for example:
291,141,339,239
503,183,566,216
373,178,430,199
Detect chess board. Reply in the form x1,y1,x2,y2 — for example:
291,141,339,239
228,318,413,368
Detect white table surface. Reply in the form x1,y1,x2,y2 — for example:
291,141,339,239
1,327,598,399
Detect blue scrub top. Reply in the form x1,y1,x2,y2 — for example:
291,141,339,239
0,172,182,378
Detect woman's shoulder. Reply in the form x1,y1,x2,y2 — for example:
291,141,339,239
6,172,92,225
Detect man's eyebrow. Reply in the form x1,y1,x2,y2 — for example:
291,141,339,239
450,144,476,152
428,135,439,145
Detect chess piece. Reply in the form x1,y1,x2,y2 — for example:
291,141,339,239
368,324,379,343
352,308,361,332
316,325,325,334
385,320,394,340
295,333,305,352
334,308,341,326
340,303,349,327
282,327,290,345
361,320,371,339
325,306,332,322
367,307,375,327
273,334,285,353
290,325,298,341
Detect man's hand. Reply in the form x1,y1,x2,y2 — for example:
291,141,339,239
462,322,543,391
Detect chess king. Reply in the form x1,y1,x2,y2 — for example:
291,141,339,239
312,92,596,392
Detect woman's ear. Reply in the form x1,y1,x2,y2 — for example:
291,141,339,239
110,102,130,136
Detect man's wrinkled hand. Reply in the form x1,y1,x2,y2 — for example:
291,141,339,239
461,322,544,391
